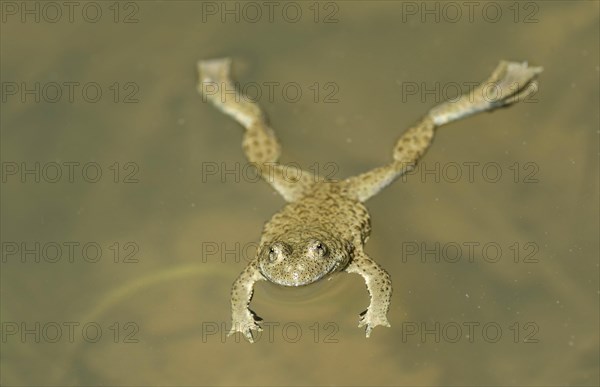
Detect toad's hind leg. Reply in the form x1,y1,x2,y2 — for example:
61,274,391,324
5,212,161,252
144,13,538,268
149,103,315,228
340,61,543,202
197,58,314,202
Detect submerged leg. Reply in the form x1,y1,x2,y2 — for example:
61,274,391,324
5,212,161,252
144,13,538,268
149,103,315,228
341,61,543,202
197,58,314,201
345,250,392,337
227,260,265,343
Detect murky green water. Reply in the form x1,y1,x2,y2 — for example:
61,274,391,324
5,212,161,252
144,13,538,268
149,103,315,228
1,1,598,385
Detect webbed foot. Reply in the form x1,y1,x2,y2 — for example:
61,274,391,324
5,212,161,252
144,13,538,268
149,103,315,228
228,309,263,343
358,309,391,338
483,60,543,107
430,61,543,125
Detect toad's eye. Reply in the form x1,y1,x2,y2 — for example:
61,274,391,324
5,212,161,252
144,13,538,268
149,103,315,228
314,242,328,257
268,247,276,262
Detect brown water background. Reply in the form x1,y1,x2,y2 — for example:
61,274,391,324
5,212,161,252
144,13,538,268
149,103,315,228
1,1,598,385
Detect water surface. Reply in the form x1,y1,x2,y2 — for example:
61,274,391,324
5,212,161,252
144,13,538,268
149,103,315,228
1,1,598,385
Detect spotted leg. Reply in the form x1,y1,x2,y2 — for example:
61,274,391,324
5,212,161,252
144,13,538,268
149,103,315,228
197,58,315,201
227,260,265,343
346,250,392,337
340,61,543,202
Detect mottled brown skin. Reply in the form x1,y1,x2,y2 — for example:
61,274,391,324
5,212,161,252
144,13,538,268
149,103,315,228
197,58,542,342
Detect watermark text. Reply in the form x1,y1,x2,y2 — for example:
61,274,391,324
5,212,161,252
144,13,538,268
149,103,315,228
2,241,140,263
1,161,140,183
1,321,140,343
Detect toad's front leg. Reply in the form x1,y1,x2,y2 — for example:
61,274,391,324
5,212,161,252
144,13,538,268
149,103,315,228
346,251,392,337
228,261,265,343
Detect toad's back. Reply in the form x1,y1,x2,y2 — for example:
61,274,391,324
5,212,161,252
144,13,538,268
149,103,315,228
261,184,371,247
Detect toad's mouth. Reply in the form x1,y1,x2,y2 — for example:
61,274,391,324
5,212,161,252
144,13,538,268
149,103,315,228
261,263,339,287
